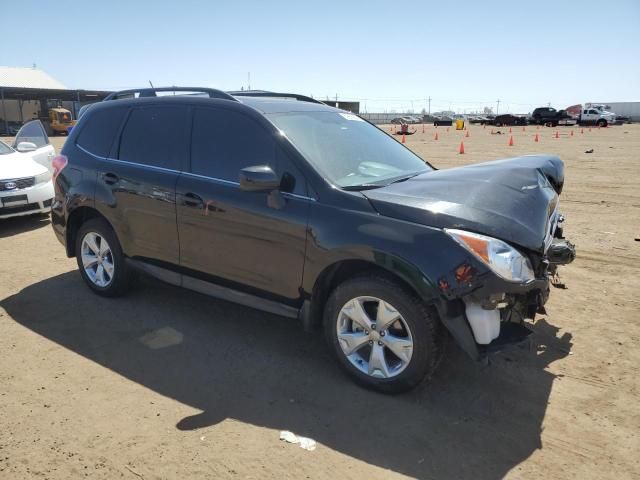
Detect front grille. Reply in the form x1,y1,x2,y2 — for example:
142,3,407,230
0,177,36,191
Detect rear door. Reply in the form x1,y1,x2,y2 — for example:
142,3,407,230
95,104,188,265
12,120,55,172
176,106,310,303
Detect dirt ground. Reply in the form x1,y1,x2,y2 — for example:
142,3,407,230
1,123,638,479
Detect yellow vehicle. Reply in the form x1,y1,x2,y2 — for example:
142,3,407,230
42,107,76,136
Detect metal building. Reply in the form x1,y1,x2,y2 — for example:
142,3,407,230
0,66,111,135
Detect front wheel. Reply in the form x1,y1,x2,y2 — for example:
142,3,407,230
597,119,607,127
324,275,443,393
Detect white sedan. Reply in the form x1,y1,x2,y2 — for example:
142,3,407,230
1,120,56,219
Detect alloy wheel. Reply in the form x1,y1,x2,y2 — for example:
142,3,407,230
336,296,414,379
81,232,115,287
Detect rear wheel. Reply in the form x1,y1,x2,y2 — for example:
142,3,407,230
324,275,443,393
75,218,130,297
597,119,607,127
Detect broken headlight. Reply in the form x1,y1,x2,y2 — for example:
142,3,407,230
445,229,535,283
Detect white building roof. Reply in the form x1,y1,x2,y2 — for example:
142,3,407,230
0,66,67,90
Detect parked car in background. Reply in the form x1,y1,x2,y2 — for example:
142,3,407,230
1,120,55,219
492,114,528,126
391,116,419,124
433,116,453,126
52,87,575,393
469,116,489,124
530,107,573,127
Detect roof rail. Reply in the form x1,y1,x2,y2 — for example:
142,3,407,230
103,86,237,102
228,90,325,105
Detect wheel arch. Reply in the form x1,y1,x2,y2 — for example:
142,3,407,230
303,254,440,331
65,206,114,257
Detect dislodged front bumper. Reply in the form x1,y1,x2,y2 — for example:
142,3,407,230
439,224,575,361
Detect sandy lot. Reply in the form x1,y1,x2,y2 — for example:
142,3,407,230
1,123,638,479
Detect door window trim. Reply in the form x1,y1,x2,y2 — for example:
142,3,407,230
180,171,316,202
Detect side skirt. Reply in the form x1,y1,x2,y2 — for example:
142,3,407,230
126,258,300,319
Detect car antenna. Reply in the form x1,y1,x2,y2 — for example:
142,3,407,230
148,80,155,88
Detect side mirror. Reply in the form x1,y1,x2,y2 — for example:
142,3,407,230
239,165,280,192
16,141,38,153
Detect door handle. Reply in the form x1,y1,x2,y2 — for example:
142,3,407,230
182,192,204,208
103,172,119,185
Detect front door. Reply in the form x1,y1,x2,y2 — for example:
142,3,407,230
13,120,55,172
176,106,310,303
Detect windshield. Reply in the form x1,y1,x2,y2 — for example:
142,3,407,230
268,111,432,188
0,141,13,155
57,111,72,123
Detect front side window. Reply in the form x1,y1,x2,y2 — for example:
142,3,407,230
118,106,186,170
15,120,49,148
190,107,276,181
268,111,432,189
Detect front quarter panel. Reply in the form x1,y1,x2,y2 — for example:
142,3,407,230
302,192,490,304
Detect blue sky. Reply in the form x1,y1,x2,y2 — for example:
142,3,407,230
4,0,639,113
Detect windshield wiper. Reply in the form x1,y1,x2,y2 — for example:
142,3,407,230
342,183,384,191
386,172,423,185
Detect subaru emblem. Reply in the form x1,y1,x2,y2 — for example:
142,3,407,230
4,181,16,190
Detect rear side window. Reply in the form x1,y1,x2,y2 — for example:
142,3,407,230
76,106,127,157
191,107,275,181
118,105,187,170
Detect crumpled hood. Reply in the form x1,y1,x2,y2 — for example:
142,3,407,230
362,154,563,252
0,152,48,181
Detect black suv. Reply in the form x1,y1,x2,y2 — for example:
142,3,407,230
52,88,575,393
530,107,571,127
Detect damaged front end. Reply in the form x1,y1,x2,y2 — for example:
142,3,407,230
437,211,575,360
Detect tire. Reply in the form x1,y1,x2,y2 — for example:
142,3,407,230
597,119,607,127
324,274,443,393
75,218,131,297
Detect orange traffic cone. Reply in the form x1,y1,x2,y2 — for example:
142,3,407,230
589,127,592,132
459,141,465,154
422,124,425,133
570,130,574,136
447,127,450,133
522,126,526,132
434,132,439,141
509,127,512,133
465,129,470,138
508,135,514,146
534,133,539,142
483,124,486,129
555,131,559,139
581,128,584,134
401,133,406,144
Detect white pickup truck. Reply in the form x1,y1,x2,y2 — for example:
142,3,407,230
578,104,616,127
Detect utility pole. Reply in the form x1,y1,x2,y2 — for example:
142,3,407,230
496,99,501,115
248,72,251,90
427,96,431,115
